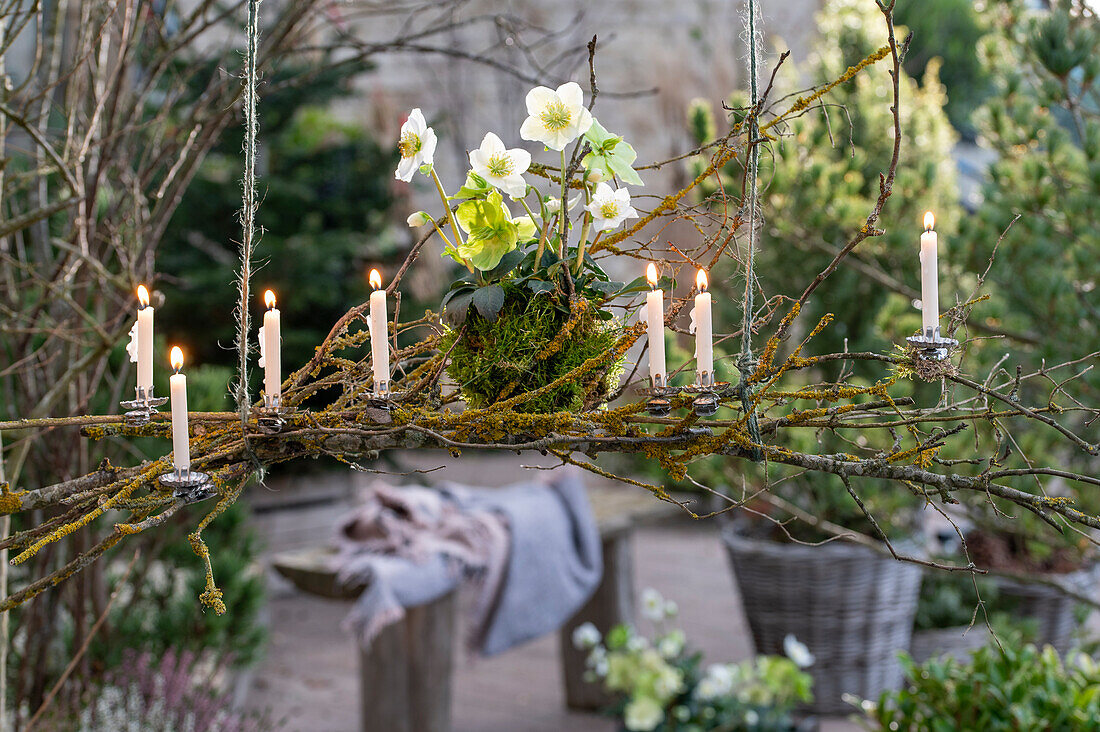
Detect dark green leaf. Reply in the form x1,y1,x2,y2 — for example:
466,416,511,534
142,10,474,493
472,284,505,322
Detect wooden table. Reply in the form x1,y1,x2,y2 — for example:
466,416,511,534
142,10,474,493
271,484,684,730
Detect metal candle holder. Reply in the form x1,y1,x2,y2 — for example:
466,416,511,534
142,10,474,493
640,374,680,417
256,393,293,434
683,370,733,417
906,325,958,361
158,466,216,503
120,386,168,426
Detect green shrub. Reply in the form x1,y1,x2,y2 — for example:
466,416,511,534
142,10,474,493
860,642,1100,730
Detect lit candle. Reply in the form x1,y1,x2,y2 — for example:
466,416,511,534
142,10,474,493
132,285,154,397
694,269,713,386
645,263,666,388
169,347,190,472
920,211,939,336
369,269,390,395
259,289,282,408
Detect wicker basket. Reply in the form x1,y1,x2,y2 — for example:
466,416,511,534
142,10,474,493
995,566,1097,654
908,625,990,665
722,529,922,715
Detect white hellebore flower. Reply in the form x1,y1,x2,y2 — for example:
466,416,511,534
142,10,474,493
406,211,432,227
587,182,639,233
623,697,664,732
641,587,665,623
395,108,437,182
783,634,815,669
469,132,531,199
520,81,593,151
571,622,602,651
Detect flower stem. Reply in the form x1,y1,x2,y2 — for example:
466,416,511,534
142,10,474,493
430,166,465,250
558,149,569,257
573,185,594,276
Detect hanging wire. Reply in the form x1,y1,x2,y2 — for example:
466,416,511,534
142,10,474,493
739,0,763,461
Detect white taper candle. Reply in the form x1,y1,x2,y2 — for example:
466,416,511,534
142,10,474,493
645,263,666,388
369,269,390,393
694,269,713,386
136,285,154,394
920,211,939,335
169,347,190,472
261,290,282,407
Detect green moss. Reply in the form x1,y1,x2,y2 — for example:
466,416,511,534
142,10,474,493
443,286,624,414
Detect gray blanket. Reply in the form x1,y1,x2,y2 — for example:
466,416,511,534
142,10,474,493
332,469,602,657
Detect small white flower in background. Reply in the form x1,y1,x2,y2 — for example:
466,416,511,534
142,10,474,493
406,211,432,227
520,81,594,151
571,621,601,651
395,108,437,182
783,634,815,668
653,666,685,700
695,663,733,700
664,600,678,618
745,709,760,726
657,630,684,659
622,696,664,732
586,645,609,677
641,587,665,623
626,635,648,653
586,182,639,233
469,132,531,198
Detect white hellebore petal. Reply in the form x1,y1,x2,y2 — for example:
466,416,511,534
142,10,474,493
641,587,665,623
519,81,594,151
587,182,639,233
784,634,815,669
545,193,583,216
406,211,432,227
395,108,437,182
469,132,531,199
571,622,602,651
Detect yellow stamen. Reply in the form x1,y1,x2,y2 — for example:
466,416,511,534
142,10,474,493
599,201,620,219
540,100,572,132
399,131,421,159
487,154,514,177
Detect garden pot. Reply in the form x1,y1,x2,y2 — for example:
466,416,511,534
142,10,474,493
722,529,922,715
908,625,990,665
994,565,1097,654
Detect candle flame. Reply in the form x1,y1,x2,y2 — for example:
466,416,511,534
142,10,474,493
369,268,383,290
924,211,935,232
137,285,150,308
264,289,276,309
170,346,184,372
696,268,708,292
646,262,659,287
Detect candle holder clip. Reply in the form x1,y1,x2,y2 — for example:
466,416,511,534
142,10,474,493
906,326,958,362
120,386,169,426
683,371,734,417
366,380,409,412
638,375,680,417
158,467,216,503
256,394,294,434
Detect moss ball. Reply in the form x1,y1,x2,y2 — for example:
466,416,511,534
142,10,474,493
443,286,624,413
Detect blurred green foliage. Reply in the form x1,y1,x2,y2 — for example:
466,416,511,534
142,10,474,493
895,0,992,138
156,65,398,376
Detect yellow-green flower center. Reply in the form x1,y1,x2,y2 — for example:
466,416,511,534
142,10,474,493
599,201,620,220
486,154,514,178
540,100,572,132
399,131,422,159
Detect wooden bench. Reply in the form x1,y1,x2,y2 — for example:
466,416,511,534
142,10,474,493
270,484,683,731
